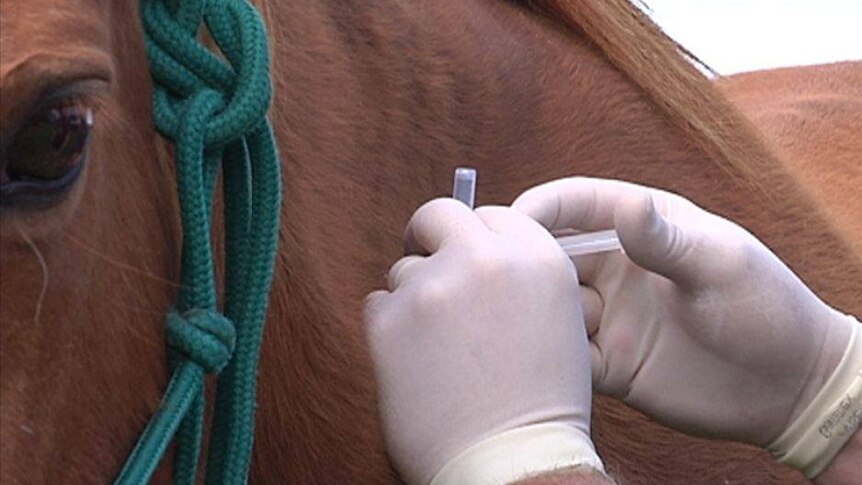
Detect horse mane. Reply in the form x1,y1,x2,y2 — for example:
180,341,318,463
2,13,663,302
524,0,779,185
253,0,782,186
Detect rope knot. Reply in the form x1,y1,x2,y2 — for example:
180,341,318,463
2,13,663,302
166,309,236,374
143,0,272,148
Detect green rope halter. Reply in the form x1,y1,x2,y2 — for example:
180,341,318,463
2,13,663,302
115,0,281,483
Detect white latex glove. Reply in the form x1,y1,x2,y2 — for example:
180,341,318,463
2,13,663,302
512,177,861,477
364,199,604,485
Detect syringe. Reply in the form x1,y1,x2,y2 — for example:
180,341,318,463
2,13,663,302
452,167,623,257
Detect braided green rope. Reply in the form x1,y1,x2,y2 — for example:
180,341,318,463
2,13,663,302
114,0,281,483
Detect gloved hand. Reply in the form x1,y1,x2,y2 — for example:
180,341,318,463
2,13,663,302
364,199,605,485
512,177,861,476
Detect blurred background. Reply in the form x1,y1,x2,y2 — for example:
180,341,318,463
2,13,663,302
641,0,862,75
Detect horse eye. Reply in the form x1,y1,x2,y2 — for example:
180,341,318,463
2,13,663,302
1,104,93,206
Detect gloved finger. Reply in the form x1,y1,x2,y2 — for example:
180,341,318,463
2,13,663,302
363,290,391,337
568,253,603,285
473,205,554,241
404,198,487,256
614,192,705,289
580,285,603,337
387,255,426,291
590,341,606,392
512,177,663,232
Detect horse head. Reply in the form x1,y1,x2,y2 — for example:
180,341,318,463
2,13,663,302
1,0,177,481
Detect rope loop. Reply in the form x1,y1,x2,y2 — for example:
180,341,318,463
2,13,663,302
167,310,236,374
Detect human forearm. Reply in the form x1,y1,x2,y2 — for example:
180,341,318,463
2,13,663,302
427,424,605,485
813,425,862,485
514,466,616,485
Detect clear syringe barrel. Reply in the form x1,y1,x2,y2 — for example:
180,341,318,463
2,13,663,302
556,229,622,257
452,167,477,209
451,167,622,257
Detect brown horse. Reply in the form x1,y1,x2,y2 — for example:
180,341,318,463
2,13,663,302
719,61,862,258
1,0,859,483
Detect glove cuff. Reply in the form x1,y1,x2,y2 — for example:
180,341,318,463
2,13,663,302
768,313,862,478
429,423,605,485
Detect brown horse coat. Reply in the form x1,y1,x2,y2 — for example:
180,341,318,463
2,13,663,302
1,0,859,483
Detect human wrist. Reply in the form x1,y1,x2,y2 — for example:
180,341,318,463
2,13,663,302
429,423,604,485
786,309,859,425
768,313,862,478
513,466,617,485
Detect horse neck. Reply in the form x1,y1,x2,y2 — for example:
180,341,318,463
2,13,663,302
249,0,861,482
262,0,860,311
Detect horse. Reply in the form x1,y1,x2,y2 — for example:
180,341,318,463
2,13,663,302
719,61,862,259
1,0,859,483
